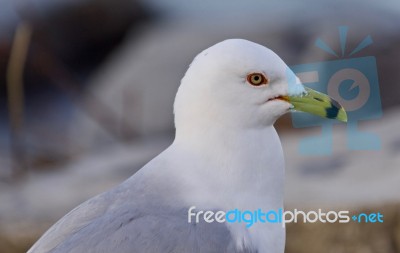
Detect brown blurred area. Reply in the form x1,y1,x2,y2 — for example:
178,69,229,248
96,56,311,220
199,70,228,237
1,0,400,252
286,204,400,253
0,0,151,176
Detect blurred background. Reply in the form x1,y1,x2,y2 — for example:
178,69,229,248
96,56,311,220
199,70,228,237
1,0,400,252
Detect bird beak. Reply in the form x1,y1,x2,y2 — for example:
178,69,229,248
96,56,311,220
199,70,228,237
279,87,348,122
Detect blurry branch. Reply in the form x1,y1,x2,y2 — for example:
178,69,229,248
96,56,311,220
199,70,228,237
6,22,32,179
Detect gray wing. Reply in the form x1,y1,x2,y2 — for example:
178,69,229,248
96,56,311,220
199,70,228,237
28,179,256,253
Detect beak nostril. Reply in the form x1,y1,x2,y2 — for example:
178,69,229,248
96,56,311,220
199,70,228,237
314,97,324,102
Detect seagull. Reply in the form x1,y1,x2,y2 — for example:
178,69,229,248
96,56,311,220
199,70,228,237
28,39,346,253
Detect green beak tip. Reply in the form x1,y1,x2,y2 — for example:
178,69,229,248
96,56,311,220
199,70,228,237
330,105,348,122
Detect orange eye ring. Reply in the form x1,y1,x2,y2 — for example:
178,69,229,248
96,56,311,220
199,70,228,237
246,73,268,86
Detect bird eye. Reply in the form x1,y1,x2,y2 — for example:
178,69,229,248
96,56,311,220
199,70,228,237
247,73,268,86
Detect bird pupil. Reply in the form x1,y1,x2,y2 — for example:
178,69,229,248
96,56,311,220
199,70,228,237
254,76,259,81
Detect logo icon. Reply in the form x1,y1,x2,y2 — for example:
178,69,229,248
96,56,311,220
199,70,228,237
290,26,382,155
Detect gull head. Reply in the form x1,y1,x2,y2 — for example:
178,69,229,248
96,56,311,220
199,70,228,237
174,39,347,133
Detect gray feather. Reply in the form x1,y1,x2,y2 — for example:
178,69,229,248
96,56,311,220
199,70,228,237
28,176,256,253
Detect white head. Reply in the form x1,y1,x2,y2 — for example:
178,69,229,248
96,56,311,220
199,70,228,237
174,39,346,138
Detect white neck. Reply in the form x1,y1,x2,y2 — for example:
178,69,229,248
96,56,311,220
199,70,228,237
168,125,285,252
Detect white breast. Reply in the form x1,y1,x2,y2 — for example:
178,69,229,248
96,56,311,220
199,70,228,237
164,126,286,253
